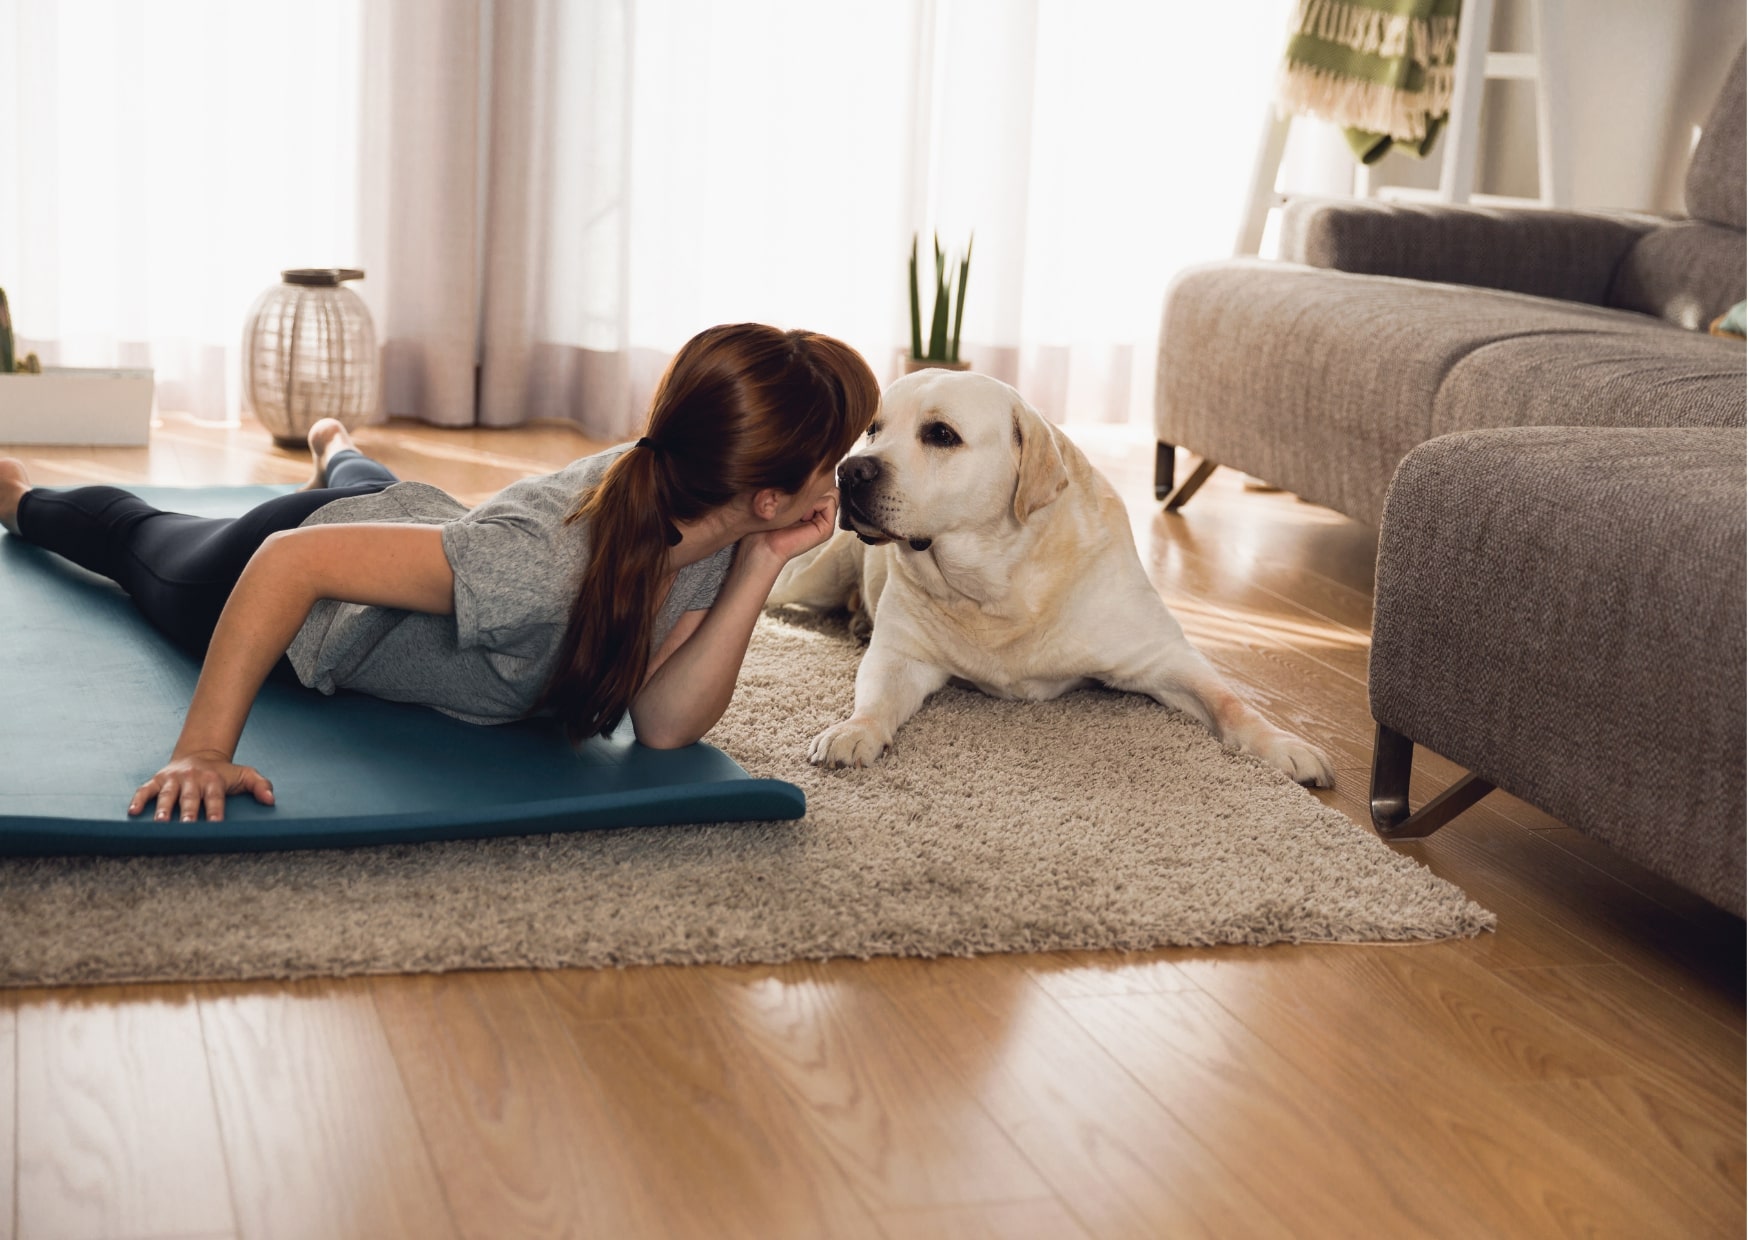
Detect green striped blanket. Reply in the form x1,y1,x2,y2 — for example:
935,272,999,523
1277,0,1463,164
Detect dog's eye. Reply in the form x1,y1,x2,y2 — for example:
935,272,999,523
921,421,961,448
866,421,882,439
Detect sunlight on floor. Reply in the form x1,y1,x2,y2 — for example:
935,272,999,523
1166,594,1368,656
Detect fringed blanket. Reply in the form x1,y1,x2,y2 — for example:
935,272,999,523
1276,0,1462,164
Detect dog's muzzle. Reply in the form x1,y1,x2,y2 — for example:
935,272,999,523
838,455,888,541
837,454,931,550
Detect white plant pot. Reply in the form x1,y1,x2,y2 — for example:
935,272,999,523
0,368,155,446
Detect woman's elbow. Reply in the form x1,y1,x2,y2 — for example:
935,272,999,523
633,724,700,750
629,706,715,750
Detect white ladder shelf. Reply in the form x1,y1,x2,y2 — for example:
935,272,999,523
1236,0,1571,256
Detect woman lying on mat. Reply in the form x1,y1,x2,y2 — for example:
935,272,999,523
0,323,878,823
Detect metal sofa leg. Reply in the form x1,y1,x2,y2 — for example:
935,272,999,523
1370,722,1495,840
1154,441,1176,500
1161,457,1219,512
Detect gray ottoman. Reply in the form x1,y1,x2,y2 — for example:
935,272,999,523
1368,426,1746,916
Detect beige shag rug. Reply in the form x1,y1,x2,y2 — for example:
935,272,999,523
0,609,1492,987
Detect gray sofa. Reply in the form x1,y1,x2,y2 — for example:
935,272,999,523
1154,50,1745,914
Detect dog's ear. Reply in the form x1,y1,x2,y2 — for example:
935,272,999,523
1012,404,1069,522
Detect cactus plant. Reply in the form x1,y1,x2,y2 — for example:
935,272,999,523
0,287,13,375
908,232,973,364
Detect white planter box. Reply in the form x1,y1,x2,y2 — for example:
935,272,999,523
0,368,156,446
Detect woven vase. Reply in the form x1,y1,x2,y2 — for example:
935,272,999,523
241,268,379,448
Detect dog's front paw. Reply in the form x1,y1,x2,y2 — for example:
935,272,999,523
808,718,892,768
1249,730,1336,788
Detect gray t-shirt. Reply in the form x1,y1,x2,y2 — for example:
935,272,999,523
284,445,736,724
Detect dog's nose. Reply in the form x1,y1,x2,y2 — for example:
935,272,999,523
838,455,881,489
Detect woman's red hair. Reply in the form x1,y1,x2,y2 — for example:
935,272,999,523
535,323,878,744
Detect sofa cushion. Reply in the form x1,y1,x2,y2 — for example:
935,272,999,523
1156,261,1746,526
1607,220,1747,329
1687,47,1745,230
1428,295,1747,438
1370,426,1746,915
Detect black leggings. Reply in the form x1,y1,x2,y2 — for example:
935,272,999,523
16,450,401,683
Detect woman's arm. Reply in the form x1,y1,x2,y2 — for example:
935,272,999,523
628,552,784,749
628,498,835,750
129,523,455,822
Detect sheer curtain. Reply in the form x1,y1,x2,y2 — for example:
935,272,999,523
1,0,1290,432
0,0,361,422
367,0,1292,437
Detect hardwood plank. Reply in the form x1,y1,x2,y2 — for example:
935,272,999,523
1053,987,1479,1237
370,970,652,1239
1483,963,1745,1102
863,954,1294,1239
1404,819,1746,1033
14,984,236,1240
1016,949,1205,1001
643,959,1049,1215
873,1198,1091,1240
5,453,159,489
197,977,460,1240
537,969,885,1237
1162,587,1371,686
1504,1074,1745,1230
1173,953,1734,1236
530,961,722,1023
1306,944,1630,1083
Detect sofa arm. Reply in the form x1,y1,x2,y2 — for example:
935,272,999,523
1280,198,1661,306
1370,426,1746,914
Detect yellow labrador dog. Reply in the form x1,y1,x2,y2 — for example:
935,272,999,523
769,369,1335,786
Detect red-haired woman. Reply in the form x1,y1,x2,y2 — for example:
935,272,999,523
0,323,879,823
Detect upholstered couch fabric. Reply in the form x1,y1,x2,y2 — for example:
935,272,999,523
1277,197,1658,306
1607,219,1748,328
1687,47,1746,231
1370,428,1747,915
1424,301,1747,437
1277,201,1747,333
1155,261,1745,527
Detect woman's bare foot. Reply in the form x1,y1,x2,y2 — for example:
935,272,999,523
0,457,31,537
297,418,359,491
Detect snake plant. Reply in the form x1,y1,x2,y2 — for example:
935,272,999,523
909,233,973,363
0,287,13,374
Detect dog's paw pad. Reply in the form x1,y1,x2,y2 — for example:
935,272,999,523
1250,733,1335,788
808,720,890,768
1283,742,1335,788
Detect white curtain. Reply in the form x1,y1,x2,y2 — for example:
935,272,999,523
3,0,1291,433
0,0,362,422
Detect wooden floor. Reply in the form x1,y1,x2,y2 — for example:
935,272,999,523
3,413,1742,1240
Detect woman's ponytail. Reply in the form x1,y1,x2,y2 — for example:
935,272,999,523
539,445,675,743
535,323,879,745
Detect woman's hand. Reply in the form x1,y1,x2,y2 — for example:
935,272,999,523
128,749,275,823
744,491,838,566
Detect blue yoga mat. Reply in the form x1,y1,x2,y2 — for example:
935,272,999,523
0,484,804,856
